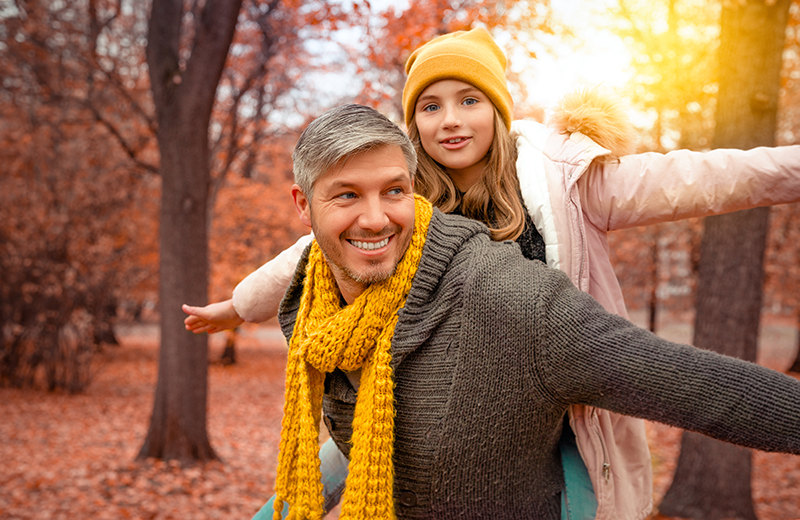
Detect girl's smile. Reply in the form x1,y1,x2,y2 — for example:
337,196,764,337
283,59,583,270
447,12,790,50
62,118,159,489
440,136,472,149
414,79,495,191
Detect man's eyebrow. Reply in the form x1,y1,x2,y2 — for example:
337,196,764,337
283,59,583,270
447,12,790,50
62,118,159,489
384,172,412,184
326,179,358,190
327,172,410,190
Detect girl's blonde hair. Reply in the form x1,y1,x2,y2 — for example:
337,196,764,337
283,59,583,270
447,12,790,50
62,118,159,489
408,107,525,241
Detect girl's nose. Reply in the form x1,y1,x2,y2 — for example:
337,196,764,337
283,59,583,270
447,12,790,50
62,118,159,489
441,105,462,129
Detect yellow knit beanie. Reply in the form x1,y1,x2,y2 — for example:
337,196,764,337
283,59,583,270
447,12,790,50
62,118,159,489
403,27,513,129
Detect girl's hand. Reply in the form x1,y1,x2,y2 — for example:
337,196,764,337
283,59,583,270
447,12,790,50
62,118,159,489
182,299,244,334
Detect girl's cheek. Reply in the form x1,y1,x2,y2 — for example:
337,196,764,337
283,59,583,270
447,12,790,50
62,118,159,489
418,130,437,154
420,139,434,155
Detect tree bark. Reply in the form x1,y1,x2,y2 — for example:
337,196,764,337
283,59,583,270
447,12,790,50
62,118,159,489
138,0,243,462
788,313,800,373
658,0,791,518
648,230,659,333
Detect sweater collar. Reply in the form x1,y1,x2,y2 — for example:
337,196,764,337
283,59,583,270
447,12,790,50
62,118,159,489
279,209,490,369
390,209,488,368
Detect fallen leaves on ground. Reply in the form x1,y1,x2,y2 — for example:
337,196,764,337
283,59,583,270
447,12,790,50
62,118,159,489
1,322,799,519
0,325,286,520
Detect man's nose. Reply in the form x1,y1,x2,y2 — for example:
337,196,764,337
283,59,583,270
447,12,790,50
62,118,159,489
357,197,390,231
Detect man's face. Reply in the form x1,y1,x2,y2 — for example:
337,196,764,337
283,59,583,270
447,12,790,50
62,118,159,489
292,145,416,303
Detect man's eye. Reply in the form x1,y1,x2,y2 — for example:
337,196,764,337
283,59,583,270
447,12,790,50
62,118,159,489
387,187,404,195
337,192,356,200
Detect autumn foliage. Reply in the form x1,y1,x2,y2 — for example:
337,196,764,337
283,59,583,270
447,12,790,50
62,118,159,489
1,2,800,517
0,0,159,392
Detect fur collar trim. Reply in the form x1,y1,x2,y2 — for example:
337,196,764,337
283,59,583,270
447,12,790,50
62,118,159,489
548,88,637,157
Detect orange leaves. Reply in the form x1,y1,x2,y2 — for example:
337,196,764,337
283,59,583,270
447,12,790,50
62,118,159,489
607,219,702,319
646,414,800,520
0,327,291,519
208,147,307,302
2,324,799,519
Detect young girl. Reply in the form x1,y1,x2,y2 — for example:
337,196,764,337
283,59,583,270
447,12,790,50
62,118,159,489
184,28,800,520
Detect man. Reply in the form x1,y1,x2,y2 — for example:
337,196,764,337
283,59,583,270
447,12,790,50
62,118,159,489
271,104,800,520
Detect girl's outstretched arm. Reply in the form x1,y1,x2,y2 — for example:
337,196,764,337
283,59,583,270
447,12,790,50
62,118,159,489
582,144,800,230
182,233,313,333
182,300,244,334
232,233,314,323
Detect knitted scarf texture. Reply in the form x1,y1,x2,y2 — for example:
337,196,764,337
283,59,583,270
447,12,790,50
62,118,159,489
273,195,433,520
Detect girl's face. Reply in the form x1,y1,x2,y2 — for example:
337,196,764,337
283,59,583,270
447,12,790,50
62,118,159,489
413,79,495,191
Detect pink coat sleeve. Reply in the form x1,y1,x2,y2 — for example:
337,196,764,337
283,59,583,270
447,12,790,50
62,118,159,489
579,145,800,231
231,233,313,323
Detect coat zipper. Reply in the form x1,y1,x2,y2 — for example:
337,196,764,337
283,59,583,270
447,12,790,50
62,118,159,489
592,408,611,483
571,152,607,481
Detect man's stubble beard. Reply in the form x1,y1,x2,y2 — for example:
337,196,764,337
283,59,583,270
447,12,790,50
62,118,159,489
312,221,412,290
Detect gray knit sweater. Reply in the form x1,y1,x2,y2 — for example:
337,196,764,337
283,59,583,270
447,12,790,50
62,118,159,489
278,209,800,520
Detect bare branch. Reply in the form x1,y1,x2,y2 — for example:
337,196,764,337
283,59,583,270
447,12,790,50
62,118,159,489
89,65,157,134
86,102,160,175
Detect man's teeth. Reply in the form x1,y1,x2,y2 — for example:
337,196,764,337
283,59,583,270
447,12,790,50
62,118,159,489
351,238,390,250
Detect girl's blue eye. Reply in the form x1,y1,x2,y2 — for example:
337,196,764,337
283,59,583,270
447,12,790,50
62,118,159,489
422,103,440,113
463,97,478,106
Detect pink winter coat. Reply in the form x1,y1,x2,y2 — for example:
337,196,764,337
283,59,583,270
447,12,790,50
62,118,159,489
233,98,800,520
515,115,800,519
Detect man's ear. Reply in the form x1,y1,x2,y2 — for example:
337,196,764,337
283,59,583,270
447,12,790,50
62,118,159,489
291,184,312,227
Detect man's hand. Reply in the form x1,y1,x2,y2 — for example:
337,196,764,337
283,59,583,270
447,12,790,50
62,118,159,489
182,299,244,334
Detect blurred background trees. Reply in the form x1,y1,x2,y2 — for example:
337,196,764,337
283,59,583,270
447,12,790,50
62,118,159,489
0,0,159,392
606,0,800,343
657,1,792,518
139,0,244,463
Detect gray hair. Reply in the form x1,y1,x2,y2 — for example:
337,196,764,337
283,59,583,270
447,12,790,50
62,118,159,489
292,104,417,197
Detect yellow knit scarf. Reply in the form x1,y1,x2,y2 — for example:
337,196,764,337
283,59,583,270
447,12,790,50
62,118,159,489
273,195,433,520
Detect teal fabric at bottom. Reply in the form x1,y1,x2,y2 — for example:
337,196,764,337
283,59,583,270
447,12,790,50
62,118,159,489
252,423,596,520
251,496,289,520
250,438,349,520
560,419,599,520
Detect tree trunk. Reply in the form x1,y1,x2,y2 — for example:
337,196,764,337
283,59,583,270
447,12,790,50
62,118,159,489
221,329,238,366
138,0,243,463
648,230,659,333
658,1,791,518
659,208,769,520
788,313,800,373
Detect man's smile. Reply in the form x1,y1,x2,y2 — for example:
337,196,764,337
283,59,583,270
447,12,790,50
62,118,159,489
349,237,391,251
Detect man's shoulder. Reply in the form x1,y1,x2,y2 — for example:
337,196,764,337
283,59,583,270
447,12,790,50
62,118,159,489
429,209,489,238
420,210,493,269
426,209,557,280
457,233,573,305
411,210,534,304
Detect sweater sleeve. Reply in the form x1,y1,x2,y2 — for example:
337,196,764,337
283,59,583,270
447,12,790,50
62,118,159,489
579,145,800,231
231,233,313,323
533,265,800,454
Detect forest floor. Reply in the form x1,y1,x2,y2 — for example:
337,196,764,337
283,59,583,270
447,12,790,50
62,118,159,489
1,313,799,520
